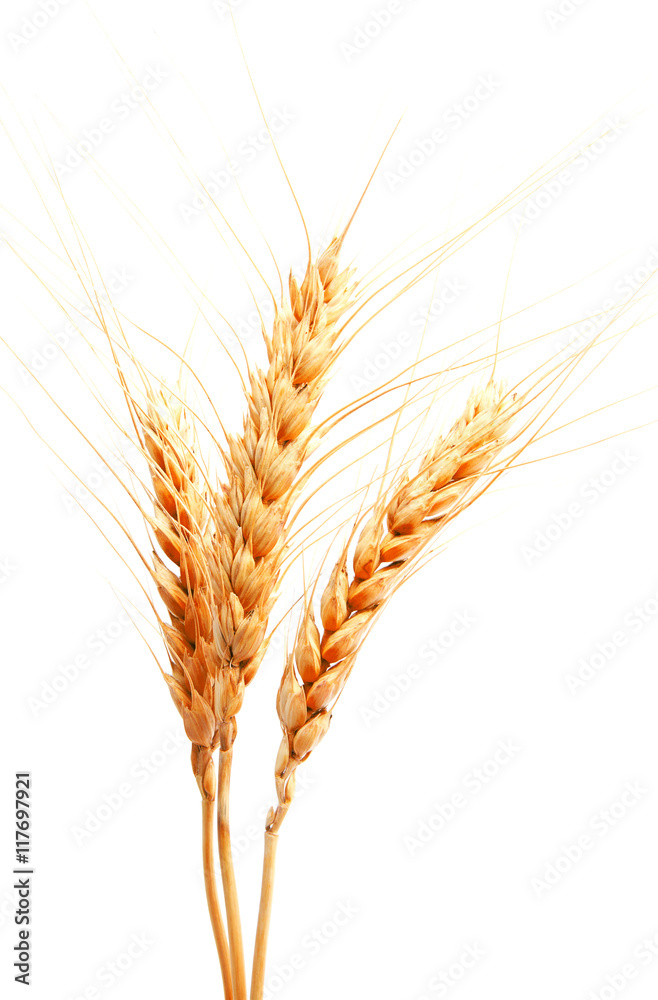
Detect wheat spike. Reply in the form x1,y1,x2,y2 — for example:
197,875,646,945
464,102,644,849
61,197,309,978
269,379,521,823
130,382,234,995
209,236,355,1000
210,236,356,750
131,384,222,796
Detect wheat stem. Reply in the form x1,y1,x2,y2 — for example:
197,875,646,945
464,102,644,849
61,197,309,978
218,748,247,1000
251,800,290,1000
201,796,233,999
250,830,280,1000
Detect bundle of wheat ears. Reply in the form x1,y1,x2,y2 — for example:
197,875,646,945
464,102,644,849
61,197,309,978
77,208,614,1000
4,88,644,996
133,258,520,1000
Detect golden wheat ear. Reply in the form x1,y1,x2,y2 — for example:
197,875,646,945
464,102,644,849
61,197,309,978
208,235,358,744
123,383,215,781
112,375,234,995
267,378,521,824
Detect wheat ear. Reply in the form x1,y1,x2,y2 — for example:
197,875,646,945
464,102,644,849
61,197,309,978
130,384,233,998
250,379,521,999
210,235,356,747
208,235,356,999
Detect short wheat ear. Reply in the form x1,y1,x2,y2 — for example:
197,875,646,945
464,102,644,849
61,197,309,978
122,380,233,995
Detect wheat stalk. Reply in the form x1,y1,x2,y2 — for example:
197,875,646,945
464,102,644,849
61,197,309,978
202,233,357,998
249,379,522,997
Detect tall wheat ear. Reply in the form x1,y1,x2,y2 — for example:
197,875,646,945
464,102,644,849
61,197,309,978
208,233,359,1000
209,234,356,753
249,378,522,998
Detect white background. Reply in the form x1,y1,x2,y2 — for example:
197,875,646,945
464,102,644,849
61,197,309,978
1,1,658,998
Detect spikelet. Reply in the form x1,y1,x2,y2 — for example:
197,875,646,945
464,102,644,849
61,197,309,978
320,557,349,631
